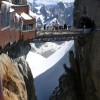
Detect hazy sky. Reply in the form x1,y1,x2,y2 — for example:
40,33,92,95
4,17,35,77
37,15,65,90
28,0,74,4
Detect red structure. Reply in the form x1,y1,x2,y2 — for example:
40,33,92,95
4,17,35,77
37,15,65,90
20,12,36,41
1,1,10,48
0,1,37,48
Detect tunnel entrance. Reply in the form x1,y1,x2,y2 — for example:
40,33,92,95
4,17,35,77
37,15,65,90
78,16,95,29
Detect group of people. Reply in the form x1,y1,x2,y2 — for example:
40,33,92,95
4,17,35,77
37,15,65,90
43,23,70,31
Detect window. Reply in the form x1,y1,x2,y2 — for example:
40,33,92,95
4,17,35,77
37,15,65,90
22,23,36,31
29,24,34,30
23,25,28,31
15,22,20,30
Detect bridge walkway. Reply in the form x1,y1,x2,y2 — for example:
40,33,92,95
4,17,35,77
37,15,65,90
31,28,92,42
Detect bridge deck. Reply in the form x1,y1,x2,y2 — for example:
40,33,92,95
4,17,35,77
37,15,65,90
32,29,84,42
32,29,83,42
36,29,83,36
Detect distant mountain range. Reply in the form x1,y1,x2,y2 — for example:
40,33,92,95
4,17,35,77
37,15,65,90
28,1,74,28
33,0,74,5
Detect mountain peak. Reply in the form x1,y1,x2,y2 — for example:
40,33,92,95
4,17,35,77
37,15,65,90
28,0,74,5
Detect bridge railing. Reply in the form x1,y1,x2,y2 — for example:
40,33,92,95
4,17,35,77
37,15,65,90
36,29,84,37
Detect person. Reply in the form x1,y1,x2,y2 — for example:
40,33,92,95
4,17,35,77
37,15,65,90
44,24,46,30
64,23,67,29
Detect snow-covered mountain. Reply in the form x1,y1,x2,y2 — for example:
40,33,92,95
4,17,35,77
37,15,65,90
28,1,74,28
33,0,74,5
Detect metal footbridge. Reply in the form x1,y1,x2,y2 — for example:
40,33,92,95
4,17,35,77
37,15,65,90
32,28,91,42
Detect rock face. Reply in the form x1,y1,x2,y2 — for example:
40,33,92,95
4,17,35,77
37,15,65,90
50,0,100,100
0,41,37,100
74,32,99,100
74,0,100,27
49,51,81,100
17,58,37,100
73,0,100,100
0,54,27,100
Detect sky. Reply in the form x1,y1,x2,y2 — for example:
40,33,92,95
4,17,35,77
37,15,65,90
28,0,75,5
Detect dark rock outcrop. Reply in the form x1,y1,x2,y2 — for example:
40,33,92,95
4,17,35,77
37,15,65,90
73,30,100,100
73,0,100,27
8,41,31,59
49,51,81,100
18,58,37,100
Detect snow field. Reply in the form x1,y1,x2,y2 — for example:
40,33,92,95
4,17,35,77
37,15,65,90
26,41,74,100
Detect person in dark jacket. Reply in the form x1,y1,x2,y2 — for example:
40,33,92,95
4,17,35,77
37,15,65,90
44,24,46,30
64,23,67,29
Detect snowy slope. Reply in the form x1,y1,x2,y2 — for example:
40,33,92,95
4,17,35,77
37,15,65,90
26,41,74,100
30,42,65,57
26,52,46,70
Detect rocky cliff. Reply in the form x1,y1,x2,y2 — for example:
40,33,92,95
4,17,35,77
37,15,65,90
0,41,37,100
74,0,100,27
0,54,27,100
73,0,100,100
50,0,100,100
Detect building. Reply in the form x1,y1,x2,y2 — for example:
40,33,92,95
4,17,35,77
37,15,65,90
0,1,36,48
